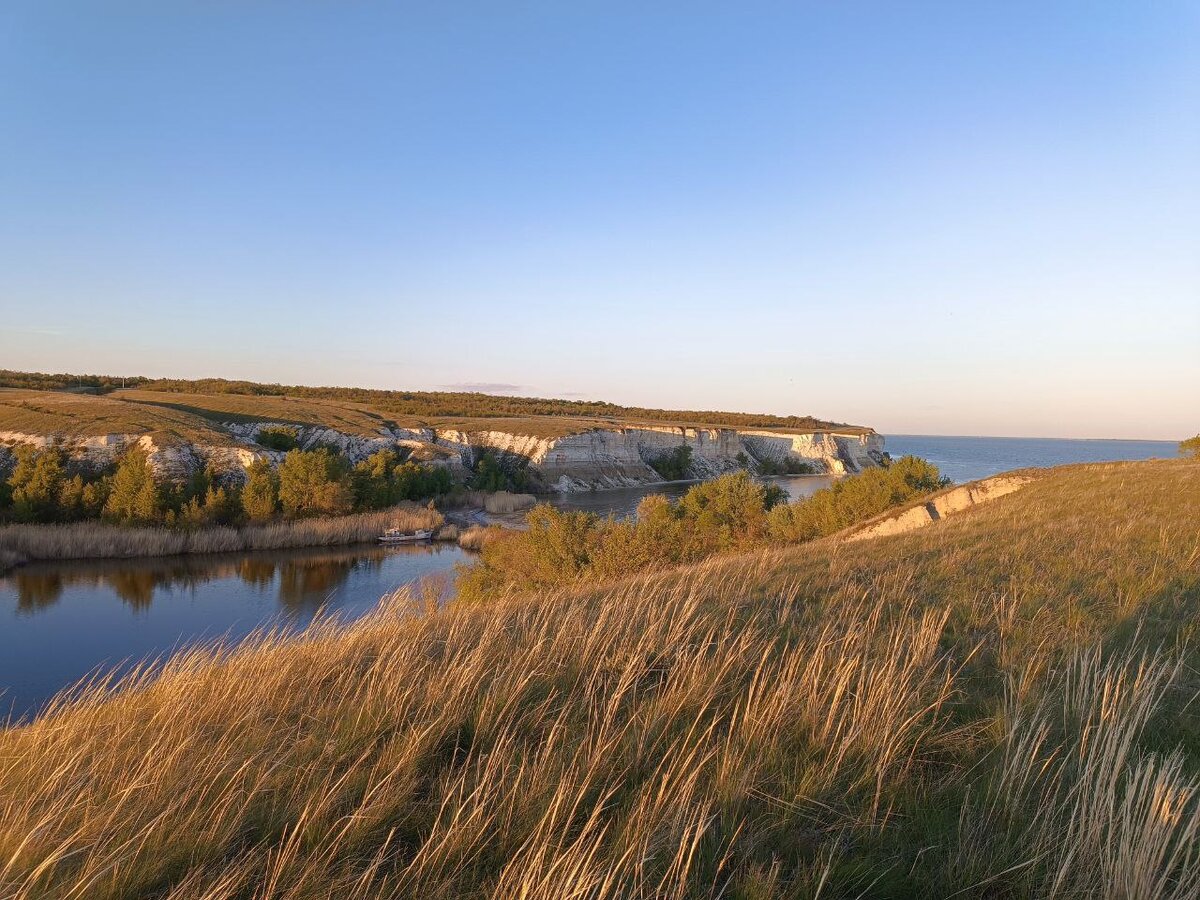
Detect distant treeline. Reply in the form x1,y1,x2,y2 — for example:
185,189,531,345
0,370,150,393
0,370,865,432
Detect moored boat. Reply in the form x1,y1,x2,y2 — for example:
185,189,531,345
378,528,434,545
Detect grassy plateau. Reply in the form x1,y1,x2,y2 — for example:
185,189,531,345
0,459,1198,898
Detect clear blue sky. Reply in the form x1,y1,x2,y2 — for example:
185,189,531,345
1,2,1196,439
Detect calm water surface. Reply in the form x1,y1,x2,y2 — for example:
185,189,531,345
0,440,1178,718
886,435,1178,484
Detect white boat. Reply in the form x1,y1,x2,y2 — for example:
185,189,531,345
378,528,434,545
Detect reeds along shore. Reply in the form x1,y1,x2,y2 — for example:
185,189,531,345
0,460,1198,897
0,504,444,572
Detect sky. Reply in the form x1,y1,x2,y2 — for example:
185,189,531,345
0,2,1196,439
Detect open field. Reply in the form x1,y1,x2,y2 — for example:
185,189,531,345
0,458,1197,897
1,371,873,439
0,390,234,445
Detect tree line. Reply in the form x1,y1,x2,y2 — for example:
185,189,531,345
0,444,453,527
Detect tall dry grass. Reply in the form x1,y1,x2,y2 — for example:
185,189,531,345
0,459,1197,897
0,504,443,571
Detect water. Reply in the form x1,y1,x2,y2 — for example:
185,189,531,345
885,435,1179,484
0,544,468,721
0,441,1178,719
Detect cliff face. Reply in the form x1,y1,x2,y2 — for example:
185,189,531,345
0,422,885,492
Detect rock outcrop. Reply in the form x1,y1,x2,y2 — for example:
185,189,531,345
845,475,1033,542
0,421,885,492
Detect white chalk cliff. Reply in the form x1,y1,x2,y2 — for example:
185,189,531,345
0,422,885,492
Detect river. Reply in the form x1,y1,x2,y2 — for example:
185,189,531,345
0,436,1181,720
0,474,833,720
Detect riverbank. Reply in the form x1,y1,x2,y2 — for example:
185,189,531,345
2,459,1197,896
0,505,446,574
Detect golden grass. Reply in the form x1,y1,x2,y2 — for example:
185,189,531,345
0,390,233,444
114,390,399,437
457,525,509,552
0,460,1197,897
0,505,443,571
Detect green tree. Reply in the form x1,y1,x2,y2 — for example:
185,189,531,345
353,449,400,509
242,459,280,521
648,445,693,480
1181,435,1200,459
8,445,65,522
470,451,509,491
278,448,352,517
103,449,161,524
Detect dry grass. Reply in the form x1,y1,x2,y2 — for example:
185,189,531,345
0,459,1198,897
457,525,509,552
0,390,233,444
114,390,398,437
0,505,443,571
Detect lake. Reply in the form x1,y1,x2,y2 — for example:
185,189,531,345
0,438,1180,719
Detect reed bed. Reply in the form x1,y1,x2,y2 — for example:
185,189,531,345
0,459,1197,897
0,505,443,571
456,524,509,552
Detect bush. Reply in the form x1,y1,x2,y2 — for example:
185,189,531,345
256,426,300,452
278,448,353,517
1182,435,1200,459
354,450,455,508
767,455,947,542
756,456,816,476
242,459,280,520
469,450,533,493
458,472,787,599
648,444,693,480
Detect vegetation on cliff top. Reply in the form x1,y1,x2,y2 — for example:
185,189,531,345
1,369,871,434
0,459,1196,897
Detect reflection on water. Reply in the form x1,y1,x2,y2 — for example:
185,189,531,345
7,545,440,617
0,543,468,721
0,473,836,720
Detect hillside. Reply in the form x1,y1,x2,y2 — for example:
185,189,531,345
0,381,884,491
0,370,870,434
1,458,1197,897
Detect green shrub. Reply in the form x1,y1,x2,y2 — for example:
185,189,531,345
648,444,693,480
1181,435,1200,459
242,459,280,520
278,448,353,517
756,456,816,476
354,449,454,508
767,455,947,542
458,472,786,599
256,426,300,452
469,450,533,493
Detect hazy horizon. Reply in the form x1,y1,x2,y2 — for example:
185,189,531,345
2,3,1197,441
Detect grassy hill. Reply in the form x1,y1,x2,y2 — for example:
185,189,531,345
0,370,872,438
1,458,1197,897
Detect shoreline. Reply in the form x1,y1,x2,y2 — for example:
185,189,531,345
0,505,447,575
